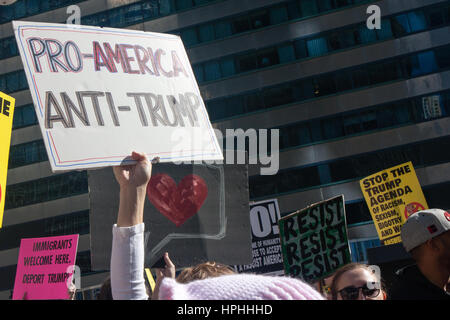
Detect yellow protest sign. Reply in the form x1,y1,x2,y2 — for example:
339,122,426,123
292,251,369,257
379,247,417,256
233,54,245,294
360,162,428,246
144,268,156,292
0,91,15,228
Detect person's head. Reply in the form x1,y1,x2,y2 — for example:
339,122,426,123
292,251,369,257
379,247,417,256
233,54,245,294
176,261,235,284
330,263,385,300
159,274,325,300
401,209,450,273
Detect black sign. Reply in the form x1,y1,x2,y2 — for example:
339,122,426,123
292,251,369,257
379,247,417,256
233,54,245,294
89,159,253,270
234,199,284,275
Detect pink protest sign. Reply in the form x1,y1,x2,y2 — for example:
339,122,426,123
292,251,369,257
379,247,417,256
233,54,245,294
12,234,79,300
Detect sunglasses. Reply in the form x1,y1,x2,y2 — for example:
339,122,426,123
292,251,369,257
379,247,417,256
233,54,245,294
338,284,381,300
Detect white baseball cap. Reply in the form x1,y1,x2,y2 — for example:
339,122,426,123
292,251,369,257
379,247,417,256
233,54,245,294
401,209,450,252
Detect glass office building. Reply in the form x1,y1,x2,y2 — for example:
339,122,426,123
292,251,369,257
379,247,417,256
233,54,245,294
0,0,449,299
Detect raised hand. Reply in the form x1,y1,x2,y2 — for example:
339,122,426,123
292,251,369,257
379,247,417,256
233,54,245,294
113,151,153,227
113,151,152,189
152,252,176,300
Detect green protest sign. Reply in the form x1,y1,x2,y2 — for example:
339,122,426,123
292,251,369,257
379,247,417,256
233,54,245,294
278,195,351,283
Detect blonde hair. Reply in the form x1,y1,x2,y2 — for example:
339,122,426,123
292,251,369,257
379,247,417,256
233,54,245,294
330,263,386,300
176,261,235,284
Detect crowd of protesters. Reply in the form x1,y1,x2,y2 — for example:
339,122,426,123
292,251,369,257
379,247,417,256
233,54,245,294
90,151,447,301
46,151,449,301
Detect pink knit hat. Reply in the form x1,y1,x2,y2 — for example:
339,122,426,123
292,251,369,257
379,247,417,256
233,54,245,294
158,274,324,300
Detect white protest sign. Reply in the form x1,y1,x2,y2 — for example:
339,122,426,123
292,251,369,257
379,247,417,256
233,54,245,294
13,21,223,172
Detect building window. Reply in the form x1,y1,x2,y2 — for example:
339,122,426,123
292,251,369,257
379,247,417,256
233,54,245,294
220,58,236,77
198,24,215,42
9,140,48,169
249,136,450,200
300,0,319,17
270,5,289,25
358,24,377,43
0,0,85,24
340,29,357,48
236,54,257,73
345,201,373,225
335,70,353,92
0,70,27,94
192,65,204,83
44,210,90,236
226,96,244,117
343,114,362,135
277,44,296,64
244,93,263,113
194,2,450,85
410,51,438,77
214,21,232,39
435,46,450,69
204,61,221,81
328,32,342,51
349,239,381,263
181,28,198,46
323,117,344,139
360,111,378,131
175,0,193,10
76,251,93,274
263,86,294,109
250,10,270,30
5,171,88,210
257,48,279,68
206,44,450,121
0,210,89,252
12,104,38,129
306,37,329,57
0,37,18,60
313,75,336,97
293,39,308,59
427,7,446,27
407,11,427,32
391,14,411,37
207,99,226,121
232,16,251,34
124,3,143,26
318,0,334,12
142,0,161,19
368,60,399,85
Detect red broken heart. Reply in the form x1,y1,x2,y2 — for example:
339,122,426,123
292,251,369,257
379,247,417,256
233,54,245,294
146,174,208,227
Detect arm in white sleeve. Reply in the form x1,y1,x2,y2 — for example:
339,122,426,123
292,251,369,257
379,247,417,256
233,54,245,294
111,223,148,300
